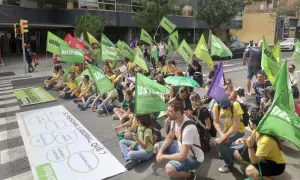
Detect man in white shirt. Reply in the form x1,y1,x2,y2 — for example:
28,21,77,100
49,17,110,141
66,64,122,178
154,101,204,180
288,64,299,99
158,39,168,63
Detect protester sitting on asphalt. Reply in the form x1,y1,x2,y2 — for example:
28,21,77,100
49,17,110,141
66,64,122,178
113,89,134,121
115,114,139,141
110,68,123,86
259,86,275,113
59,74,79,99
156,74,166,86
119,114,154,170
188,55,202,78
168,86,193,112
165,61,177,76
157,61,166,75
243,40,263,95
188,93,211,130
71,75,92,104
249,71,272,107
71,63,81,77
91,87,121,115
206,64,218,84
234,87,247,104
225,78,235,99
244,117,286,179
44,64,63,90
231,111,263,163
154,101,203,180
212,94,245,173
288,64,299,99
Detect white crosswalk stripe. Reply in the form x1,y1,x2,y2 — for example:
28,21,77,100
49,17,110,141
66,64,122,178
3,171,33,180
0,78,35,180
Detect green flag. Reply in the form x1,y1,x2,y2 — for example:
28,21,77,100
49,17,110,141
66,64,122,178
87,64,113,95
101,34,118,61
75,69,92,84
261,36,281,84
135,73,170,114
60,46,85,63
151,45,159,62
116,40,123,49
272,41,281,65
159,17,176,34
140,29,153,45
167,38,173,57
177,39,193,64
133,47,149,72
120,41,135,60
169,30,179,49
46,31,69,55
62,63,71,82
87,32,99,45
273,60,295,112
257,96,300,150
194,34,213,68
210,34,232,58
292,40,300,64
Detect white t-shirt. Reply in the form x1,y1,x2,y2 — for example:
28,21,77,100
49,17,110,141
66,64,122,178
158,43,167,57
171,116,205,162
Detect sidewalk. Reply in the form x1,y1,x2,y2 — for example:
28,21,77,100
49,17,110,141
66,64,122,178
0,54,56,78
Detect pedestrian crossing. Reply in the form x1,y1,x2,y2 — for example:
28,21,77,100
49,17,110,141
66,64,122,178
0,79,33,180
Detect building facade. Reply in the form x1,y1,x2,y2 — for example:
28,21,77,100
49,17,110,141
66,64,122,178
0,0,243,56
230,0,299,44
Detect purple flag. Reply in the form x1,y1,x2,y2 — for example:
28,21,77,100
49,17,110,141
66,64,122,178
207,61,225,100
130,38,139,50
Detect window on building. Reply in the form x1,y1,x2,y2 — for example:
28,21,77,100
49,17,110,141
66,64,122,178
104,0,115,10
3,0,20,6
132,0,141,12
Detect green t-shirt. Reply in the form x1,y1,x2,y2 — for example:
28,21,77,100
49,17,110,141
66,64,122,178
137,126,153,152
121,97,133,111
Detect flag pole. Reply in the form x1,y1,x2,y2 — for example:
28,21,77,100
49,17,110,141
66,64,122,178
153,25,160,43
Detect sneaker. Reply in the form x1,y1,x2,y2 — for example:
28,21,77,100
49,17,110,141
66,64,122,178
112,114,119,120
185,171,196,180
77,103,84,109
124,160,138,170
97,109,105,115
218,164,233,173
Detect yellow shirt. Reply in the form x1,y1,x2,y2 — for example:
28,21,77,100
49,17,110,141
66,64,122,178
137,126,153,152
166,65,176,74
256,133,286,164
109,74,116,84
80,82,91,95
68,81,79,96
131,116,140,130
212,101,245,133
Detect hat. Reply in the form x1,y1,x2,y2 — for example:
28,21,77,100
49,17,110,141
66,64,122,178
217,95,231,108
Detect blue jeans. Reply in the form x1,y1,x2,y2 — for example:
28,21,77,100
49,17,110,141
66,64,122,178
218,132,245,166
119,139,153,162
157,141,201,172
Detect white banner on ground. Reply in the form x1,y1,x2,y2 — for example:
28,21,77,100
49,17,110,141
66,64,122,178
16,105,126,180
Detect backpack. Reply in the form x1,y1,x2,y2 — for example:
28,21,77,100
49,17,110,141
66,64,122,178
142,127,162,145
115,87,124,103
217,101,249,127
180,119,211,153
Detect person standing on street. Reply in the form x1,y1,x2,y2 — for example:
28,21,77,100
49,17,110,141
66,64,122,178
24,43,34,73
242,40,263,95
288,64,299,99
158,39,168,63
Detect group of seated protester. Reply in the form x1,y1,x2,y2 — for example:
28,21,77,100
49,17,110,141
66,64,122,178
43,57,288,180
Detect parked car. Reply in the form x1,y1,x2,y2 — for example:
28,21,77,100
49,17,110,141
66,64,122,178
280,38,297,51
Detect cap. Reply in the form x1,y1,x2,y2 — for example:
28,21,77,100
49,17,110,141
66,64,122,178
217,95,231,108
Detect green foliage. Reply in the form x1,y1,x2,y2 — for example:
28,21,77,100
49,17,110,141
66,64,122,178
74,14,104,40
194,0,246,30
133,0,185,31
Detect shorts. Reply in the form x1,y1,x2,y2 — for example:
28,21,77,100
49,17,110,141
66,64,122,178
230,144,250,162
247,70,257,80
159,56,166,63
157,141,201,171
254,160,285,177
63,92,76,99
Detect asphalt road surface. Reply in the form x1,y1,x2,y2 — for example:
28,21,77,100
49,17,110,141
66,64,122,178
0,51,299,180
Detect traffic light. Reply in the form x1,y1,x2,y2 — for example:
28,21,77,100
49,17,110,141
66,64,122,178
14,24,21,38
19,19,29,33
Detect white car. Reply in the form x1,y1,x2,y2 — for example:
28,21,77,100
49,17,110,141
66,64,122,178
280,38,297,51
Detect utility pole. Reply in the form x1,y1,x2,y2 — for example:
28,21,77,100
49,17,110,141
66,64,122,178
19,19,29,74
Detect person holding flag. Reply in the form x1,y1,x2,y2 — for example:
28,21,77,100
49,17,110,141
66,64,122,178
158,39,168,63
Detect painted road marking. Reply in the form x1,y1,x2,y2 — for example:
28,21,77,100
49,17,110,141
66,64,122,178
0,129,21,142
3,171,33,180
0,99,18,106
0,90,14,95
0,106,20,114
0,94,15,99
0,83,12,88
0,145,26,164
0,116,17,126
0,87,13,91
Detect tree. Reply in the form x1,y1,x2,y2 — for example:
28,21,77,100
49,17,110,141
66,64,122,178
133,0,185,32
273,0,300,18
74,14,104,41
194,0,250,31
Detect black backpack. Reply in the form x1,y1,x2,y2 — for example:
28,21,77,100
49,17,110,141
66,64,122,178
180,120,211,153
115,88,124,103
217,101,249,127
